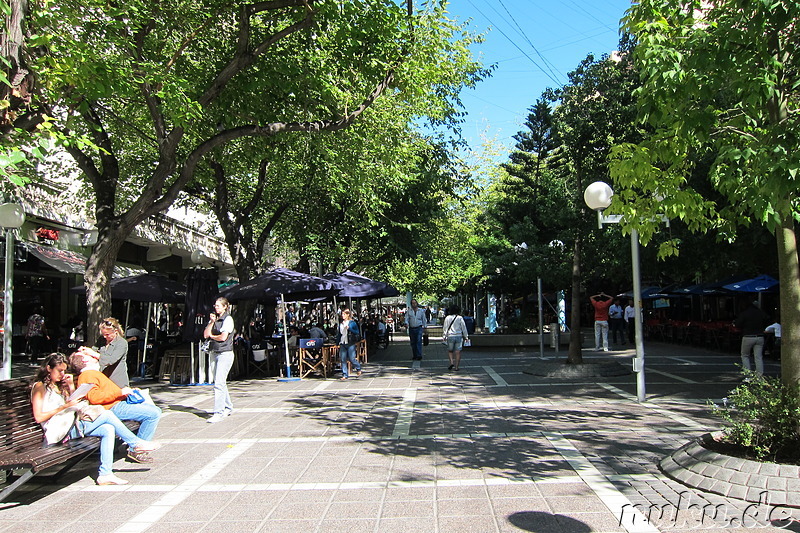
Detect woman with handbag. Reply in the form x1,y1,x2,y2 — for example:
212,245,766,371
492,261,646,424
337,309,362,380
31,353,161,486
442,305,469,371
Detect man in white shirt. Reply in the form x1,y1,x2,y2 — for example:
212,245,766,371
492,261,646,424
405,299,427,360
609,298,625,346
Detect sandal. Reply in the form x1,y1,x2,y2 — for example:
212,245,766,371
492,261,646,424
339,377,348,381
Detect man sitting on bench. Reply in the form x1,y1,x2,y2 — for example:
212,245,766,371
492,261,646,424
70,348,162,464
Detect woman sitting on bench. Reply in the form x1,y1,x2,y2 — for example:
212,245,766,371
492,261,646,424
30,353,160,486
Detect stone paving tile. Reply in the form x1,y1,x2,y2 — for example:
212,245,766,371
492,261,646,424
2,341,795,533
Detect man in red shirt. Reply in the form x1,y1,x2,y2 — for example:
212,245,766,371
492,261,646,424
590,292,614,352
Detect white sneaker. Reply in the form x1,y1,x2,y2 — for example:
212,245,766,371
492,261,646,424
223,409,233,417
97,474,129,486
207,414,225,424
603,348,609,352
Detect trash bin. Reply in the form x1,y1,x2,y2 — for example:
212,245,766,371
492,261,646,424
463,316,475,335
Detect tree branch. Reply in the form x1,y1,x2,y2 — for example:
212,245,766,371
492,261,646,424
199,1,315,107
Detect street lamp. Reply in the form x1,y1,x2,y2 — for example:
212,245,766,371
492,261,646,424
0,203,25,380
583,182,647,402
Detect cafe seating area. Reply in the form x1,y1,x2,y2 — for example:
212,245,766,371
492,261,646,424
643,318,779,354
243,338,369,380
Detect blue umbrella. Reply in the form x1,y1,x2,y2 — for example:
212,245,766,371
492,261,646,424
723,275,779,293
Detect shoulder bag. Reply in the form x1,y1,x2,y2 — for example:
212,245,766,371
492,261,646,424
44,410,77,444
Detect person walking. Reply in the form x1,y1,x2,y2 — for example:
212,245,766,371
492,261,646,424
337,309,362,380
204,297,235,423
608,298,625,345
26,306,49,365
589,292,613,352
734,300,771,377
442,305,469,371
405,299,427,361
95,317,129,387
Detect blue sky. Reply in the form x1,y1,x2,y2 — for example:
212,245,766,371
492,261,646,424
444,0,633,154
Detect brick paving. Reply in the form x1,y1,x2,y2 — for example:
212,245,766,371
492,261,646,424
1,334,797,532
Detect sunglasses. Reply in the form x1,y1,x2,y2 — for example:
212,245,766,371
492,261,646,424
102,320,115,327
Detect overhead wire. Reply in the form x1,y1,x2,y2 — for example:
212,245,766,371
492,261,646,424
465,0,563,87
496,0,565,85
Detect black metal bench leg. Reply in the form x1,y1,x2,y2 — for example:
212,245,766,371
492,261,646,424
0,469,34,503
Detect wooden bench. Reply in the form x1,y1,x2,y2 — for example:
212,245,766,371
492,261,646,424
0,377,139,502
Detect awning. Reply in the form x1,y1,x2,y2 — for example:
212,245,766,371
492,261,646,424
21,242,146,278
23,242,87,274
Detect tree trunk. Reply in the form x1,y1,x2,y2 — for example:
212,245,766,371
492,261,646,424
567,235,583,364
776,216,800,387
83,228,127,341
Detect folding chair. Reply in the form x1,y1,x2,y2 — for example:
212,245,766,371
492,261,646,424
298,338,326,378
248,342,271,377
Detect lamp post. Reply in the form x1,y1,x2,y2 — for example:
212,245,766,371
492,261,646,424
0,203,25,380
583,182,647,402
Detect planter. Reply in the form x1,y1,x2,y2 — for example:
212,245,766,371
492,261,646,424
659,431,800,507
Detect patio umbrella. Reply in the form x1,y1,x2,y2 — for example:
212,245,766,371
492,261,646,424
722,274,779,293
71,274,187,377
220,268,339,381
220,267,338,304
183,269,220,384
322,271,399,299
70,273,186,303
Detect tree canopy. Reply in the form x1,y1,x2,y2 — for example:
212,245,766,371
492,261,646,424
612,0,800,385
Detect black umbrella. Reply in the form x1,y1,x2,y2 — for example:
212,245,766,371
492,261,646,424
220,268,339,381
220,267,339,303
71,274,187,303
182,269,220,385
183,269,220,341
322,271,399,299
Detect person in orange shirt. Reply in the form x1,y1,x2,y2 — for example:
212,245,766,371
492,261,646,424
70,347,162,464
590,292,614,352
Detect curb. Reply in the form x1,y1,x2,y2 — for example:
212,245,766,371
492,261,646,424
659,432,800,507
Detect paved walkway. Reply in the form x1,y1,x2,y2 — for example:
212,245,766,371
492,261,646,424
1,336,795,532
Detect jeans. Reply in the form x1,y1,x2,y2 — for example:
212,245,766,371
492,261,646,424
340,343,361,378
111,399,162,442
740,336,765,375
409,326,423,359
212,350,235,414
594,321,609,350
78,410,145,476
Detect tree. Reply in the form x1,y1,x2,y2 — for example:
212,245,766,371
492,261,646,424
548,41,643,364
613,0,800,385
22,0,466,330
191,8,487,287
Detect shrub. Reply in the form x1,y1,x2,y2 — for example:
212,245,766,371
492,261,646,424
710,372,800,464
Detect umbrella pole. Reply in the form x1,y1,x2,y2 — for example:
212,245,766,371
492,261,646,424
141,302,152,378
124,300,131,331
278,293,300,382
